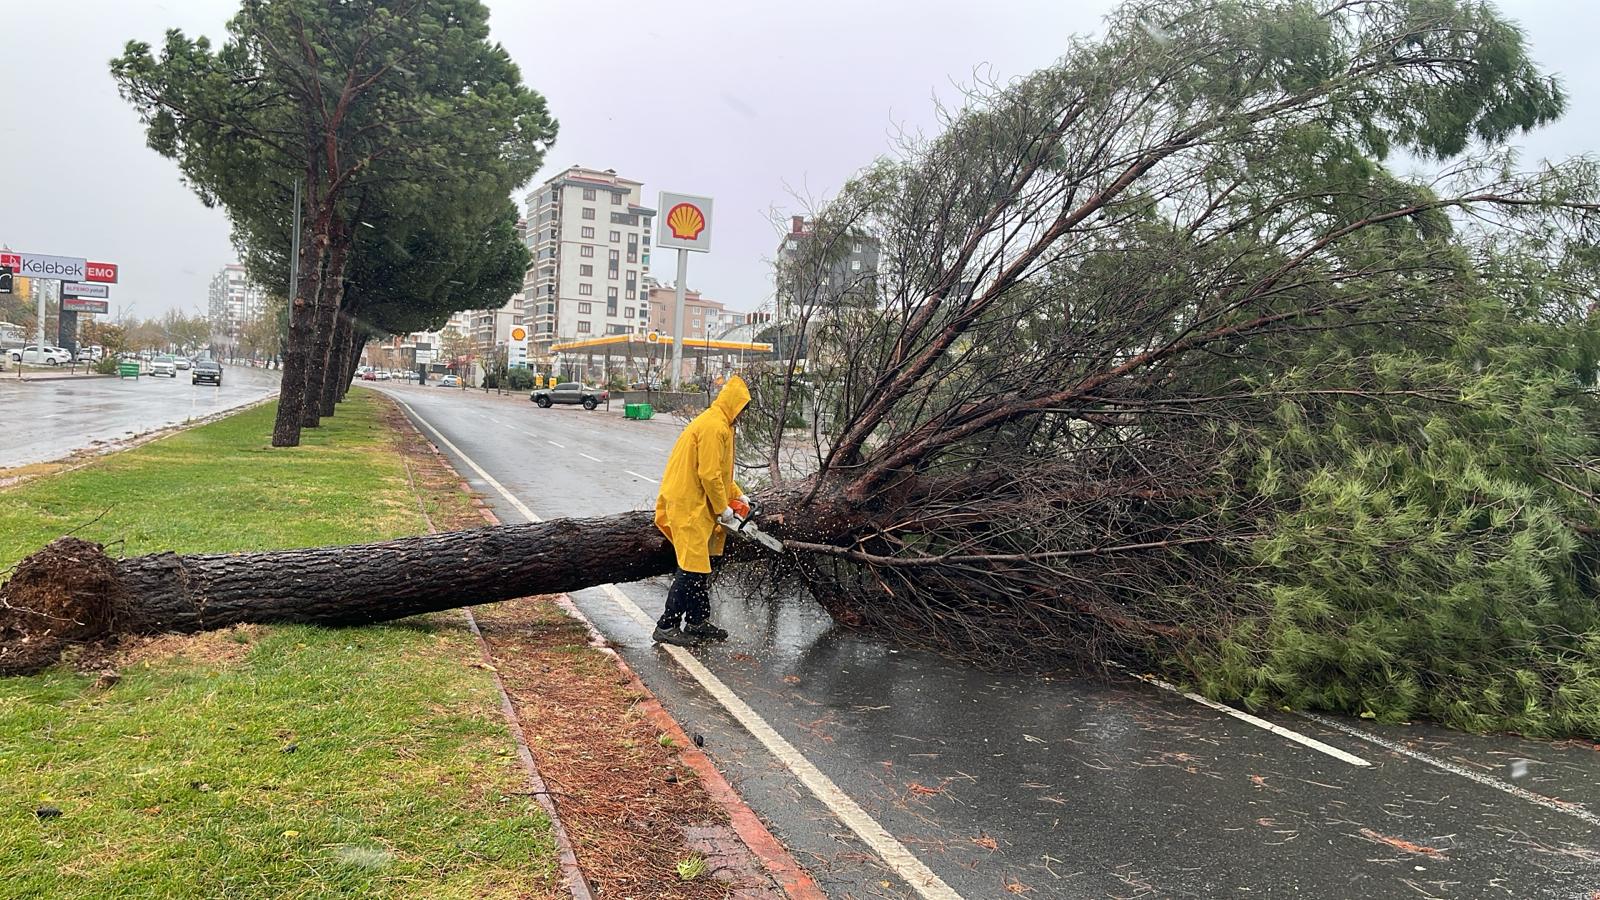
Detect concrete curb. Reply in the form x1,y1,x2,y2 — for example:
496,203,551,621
385,391,821,899
389,403,596,900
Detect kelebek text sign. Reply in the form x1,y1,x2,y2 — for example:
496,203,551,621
0,252,87,281
656,192,714,253
61,281,109,299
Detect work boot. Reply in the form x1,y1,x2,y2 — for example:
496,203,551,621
682,621,729,642
652,625,703,647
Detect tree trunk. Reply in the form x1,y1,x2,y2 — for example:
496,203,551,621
302,219,350,429
321,310,354,416
272,169,323,448
337,328,362,403
0,492,874,675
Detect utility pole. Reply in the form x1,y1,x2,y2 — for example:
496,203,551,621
289,178,302,309
35,278,47,351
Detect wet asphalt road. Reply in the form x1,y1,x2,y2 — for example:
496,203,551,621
0,365,281,468
376,381,1600,899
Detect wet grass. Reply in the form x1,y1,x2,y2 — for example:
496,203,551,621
0,392,418,566
0,391,558,898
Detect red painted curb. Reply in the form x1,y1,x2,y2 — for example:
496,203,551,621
553,595,826,900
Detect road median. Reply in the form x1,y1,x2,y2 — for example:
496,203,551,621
0,390,562,898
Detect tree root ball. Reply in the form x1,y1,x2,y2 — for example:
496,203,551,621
0,537,123,675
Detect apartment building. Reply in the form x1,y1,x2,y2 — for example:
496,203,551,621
646,284,746,340
523,166,655,361
207,263,267,339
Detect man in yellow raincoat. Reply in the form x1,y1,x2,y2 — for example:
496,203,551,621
652,375,752,645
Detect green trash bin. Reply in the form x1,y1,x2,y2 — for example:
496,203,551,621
623,403,639,419
635,403,654,420
118,362,141,379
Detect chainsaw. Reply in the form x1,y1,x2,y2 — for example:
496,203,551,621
721,498,784,553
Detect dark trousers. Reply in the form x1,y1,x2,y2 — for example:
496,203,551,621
658,568,711,628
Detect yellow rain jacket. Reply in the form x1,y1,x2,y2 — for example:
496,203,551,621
654,376,750,573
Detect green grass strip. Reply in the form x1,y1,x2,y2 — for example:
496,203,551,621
0,391,556,898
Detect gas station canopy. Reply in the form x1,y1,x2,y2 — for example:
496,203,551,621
549,334,773,355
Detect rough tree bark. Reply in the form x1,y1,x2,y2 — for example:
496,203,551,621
0,494,873,675
302,217,352,429
271,169,323,448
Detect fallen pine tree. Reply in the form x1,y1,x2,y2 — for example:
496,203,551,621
10,0,1600,739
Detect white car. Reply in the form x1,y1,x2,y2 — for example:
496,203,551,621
175,357,192,370
150,355,179,377
9,345,74,366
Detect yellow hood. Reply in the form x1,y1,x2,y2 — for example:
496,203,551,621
712,375,750,425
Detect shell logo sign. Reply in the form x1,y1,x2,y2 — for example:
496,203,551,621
511,326,527,342
666,202,706,241
656,191,714,252
646,330,661,343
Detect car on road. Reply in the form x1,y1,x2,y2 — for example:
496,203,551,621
150,355,179,377
9,345,74,366
360,370,377,381
192,359,223,386
531,382,609,410
175,357,192,371
438,374,460,387
376,371,392,380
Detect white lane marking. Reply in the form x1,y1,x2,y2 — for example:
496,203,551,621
1298,711,1600,826
599,583,962,900
1115,665,1370,767
580,453,603,462
388,395,542,524
547,439,566,448
396,396,959,899
625,470,659,484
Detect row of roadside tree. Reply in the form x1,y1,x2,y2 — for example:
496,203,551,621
110,0,556,446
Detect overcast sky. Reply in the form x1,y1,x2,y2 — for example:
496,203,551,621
1,1,1595,321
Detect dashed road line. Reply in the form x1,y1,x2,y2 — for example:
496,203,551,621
1115,665,1370,767
547,439,566,448
1298,712,1600,826
580,453,603,462
625,469,659,483
599,584,962,900
396,396,960,900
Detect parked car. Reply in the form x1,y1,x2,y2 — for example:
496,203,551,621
76,348,96,362
150,355,179,377
9,345,74,366
175,357,192,371
531,382,609,410
438,374,460,387
360,370,378,381
191,359,223,386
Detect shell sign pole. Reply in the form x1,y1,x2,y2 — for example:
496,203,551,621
508,325,529,369
657,191,714,390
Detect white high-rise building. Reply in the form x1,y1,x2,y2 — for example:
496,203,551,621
522,166,655,362
207,264,266,339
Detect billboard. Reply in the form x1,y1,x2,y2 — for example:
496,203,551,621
62,297,109,314
0,252,86,282
61,281,109,299
85,262,118,283
656,192,713,252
